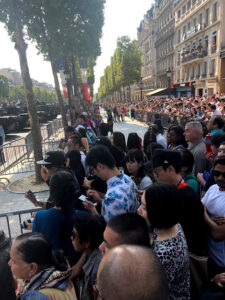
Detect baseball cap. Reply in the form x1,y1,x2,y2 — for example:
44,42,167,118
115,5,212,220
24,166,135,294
36,151,65,166
152,149,181,169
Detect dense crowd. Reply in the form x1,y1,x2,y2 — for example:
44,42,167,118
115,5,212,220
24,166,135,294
1,98,225,300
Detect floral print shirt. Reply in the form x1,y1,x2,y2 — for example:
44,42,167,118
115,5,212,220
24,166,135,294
101,171,139,222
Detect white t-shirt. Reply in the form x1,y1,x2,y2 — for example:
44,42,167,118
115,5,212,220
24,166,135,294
201,184,225,267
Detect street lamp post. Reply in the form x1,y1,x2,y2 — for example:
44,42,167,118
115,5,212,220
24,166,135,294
166,68,172,98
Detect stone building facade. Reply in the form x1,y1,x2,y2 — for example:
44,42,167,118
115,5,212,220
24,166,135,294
133,0,225,100
154,0,175,89
136,6,156,100
174,0,225,96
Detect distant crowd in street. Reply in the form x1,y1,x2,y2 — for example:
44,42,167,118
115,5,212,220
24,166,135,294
1,95,225,300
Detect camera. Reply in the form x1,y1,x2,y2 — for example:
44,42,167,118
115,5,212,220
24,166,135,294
20,218,34,229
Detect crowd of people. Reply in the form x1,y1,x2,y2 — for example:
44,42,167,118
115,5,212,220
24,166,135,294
1,96,225,300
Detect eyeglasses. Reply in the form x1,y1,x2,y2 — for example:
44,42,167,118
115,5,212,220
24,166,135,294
218,148,225,153
212,170,225,178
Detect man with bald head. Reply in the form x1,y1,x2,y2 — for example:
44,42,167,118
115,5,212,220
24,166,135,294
97,245,168,300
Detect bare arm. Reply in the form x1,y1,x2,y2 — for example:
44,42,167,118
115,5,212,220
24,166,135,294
204,207,225,242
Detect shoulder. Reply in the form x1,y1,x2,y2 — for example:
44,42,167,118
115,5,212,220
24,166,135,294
140,176,152,190
201,184,219,203
21,290,49,300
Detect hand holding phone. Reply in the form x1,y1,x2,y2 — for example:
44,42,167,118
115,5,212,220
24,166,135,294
25,190,37,206
26,190,35,200
79,195,87,202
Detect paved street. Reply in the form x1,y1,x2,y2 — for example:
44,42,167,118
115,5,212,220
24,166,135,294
0,118,148,239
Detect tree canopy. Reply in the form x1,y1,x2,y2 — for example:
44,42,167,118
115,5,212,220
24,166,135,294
0,74,9,98
98,36,142,99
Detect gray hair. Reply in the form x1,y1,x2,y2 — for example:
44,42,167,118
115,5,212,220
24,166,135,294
186,121,203,136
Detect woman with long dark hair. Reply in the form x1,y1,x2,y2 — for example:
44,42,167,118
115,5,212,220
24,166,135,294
138,183,190,299
65,150,86,192
125,149,153,190
127,132,142,151
32,171,78,265
110,131,127,154
9,232,76,300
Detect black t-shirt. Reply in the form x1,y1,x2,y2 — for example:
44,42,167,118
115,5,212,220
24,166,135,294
178,184,207,256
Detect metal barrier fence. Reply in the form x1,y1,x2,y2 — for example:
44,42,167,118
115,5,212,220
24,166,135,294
0,118,64,175
0,207,41,242
134,111,189,128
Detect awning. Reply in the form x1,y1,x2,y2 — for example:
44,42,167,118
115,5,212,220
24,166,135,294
145,88,167,96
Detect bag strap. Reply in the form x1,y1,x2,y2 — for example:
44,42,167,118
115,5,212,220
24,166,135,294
178,182,190,189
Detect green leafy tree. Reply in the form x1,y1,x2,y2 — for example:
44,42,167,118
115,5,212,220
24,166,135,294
22,0,105,120
98,36,142,100
0,74,9,98
0,0,43,183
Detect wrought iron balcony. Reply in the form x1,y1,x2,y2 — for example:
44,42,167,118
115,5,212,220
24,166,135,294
201,74,206,78
181,49,207,64
196,74,200,79
210,72,215,77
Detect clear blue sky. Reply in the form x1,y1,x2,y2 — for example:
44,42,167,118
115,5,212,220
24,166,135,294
0,1,153,92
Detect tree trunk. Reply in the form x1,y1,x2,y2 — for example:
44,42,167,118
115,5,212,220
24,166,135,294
64,58,74,124
50,60,68,127
71,56,80,113
36,12,68,128
13,11,43,183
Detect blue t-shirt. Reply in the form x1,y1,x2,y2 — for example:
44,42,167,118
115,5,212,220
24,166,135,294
32,208,64,250
32,208,87,265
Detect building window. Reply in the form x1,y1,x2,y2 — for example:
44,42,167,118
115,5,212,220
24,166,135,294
199,13,202,26
187,1,191,10
177,10,181,19
203,61,207,76
213,2,218,22
193,18,197,30
205,8,209,27
211,32,217,53
182,5,186,15
192,65,195,79
198,64,201,76
210,60,215,76
188,22,191,31
205,35,208,53
192,0,196,6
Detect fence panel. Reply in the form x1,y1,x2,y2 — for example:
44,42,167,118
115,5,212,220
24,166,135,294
0,208,41,242
0,118,64,175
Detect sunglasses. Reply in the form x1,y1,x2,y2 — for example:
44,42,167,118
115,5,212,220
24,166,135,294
212,170,225,178
218,149,225,153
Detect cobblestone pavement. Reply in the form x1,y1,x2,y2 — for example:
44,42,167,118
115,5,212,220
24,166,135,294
0,118,148,239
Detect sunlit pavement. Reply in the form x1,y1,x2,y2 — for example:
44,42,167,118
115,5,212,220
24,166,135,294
113,118,148,141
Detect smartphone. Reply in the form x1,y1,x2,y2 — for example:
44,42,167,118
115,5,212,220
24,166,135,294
26,190,35,200
79,195,87,202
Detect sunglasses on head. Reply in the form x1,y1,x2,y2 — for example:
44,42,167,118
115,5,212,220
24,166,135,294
212,170,225,178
